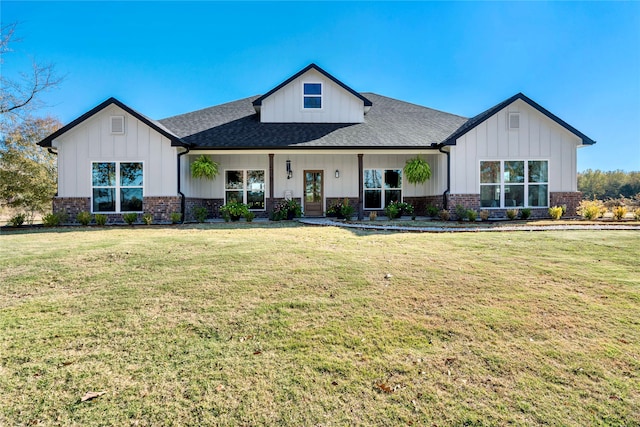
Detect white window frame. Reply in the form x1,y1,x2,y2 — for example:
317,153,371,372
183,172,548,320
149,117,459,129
91,161,144,213
224,169,266,211
363,168,403,210
479,160,549,209
302,82,323,110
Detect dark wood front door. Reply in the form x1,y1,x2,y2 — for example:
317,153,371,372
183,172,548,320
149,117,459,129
304,170,323,216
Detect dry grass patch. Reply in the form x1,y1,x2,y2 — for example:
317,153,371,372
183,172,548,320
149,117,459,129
1,225,638,425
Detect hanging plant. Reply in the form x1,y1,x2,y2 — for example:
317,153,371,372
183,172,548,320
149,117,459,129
404,156,432,184
190,155,219,180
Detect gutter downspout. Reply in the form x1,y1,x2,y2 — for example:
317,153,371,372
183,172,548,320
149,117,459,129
177,146,190,223
438,144,450,210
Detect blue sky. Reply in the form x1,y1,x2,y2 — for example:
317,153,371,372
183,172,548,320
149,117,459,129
3,1,639,171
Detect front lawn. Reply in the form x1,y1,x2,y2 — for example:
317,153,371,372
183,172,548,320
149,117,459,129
1,225,638,425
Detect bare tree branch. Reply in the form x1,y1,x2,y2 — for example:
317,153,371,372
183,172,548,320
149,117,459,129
0,23,63,118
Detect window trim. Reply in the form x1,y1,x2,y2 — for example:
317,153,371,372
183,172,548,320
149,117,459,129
91,161,144,213
479,160,549,209
224,169,266,211
363,168,403,210
302,82,323,110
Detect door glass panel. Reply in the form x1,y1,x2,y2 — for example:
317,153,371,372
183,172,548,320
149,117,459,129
305,172,322,202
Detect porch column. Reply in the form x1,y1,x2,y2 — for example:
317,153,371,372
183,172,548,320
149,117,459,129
358,153,364,220
268,153,274,212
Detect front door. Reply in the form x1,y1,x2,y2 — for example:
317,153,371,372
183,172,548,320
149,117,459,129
304,170,323,216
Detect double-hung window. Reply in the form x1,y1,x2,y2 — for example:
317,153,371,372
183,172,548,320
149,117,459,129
225,170,265,210
480,160,548,208
364,169,402,209
92,162,143,213
303,83,322,109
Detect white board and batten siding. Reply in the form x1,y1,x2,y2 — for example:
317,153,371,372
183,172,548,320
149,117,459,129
449,99,582,194
259,69,365,123
53,104,178,198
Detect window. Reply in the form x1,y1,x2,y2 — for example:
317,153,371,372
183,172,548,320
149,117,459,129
92,162,143,212
480,160,548,208
225,170,265,210
364,169,402,209
303,83,322,109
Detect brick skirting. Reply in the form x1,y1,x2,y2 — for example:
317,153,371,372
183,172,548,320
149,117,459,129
53,196,181,223
143,197,181,222
185,198,225,221
550,192,582,217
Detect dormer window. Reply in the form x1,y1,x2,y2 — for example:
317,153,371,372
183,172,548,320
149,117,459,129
303,83,322,109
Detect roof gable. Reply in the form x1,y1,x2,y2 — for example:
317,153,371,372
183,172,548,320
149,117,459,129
442,93,596,146
37,97,189,148
252,63,372,108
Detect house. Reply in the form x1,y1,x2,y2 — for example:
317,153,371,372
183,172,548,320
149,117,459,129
37,63,595,222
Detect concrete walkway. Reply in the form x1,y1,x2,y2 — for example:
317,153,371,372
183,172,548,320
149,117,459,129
298,218,640,233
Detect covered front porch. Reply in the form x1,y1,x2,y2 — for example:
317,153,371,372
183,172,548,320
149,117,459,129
179,149,448,221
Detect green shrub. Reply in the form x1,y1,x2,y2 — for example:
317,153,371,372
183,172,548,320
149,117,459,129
340,203,356,220
123,212,138,225
8,213,26,227
94,214,108,226
466,209,477,222
76,211,92,226
612,205,627,220
520,208,531,220
193,206,208,223
244,211,255,222
384,203,400,220
170,212,182,224
479,210,490,221
42,212,64,227
548,206,563,220
438,209,450,221
142,213,153,225
219,202,248,221
272,199,302,221
506,209,519,220
454,204,467,221
426,205,439,217
577,199,605,220
635,208,640,221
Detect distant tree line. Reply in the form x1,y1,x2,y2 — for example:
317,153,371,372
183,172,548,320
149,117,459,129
578,169,640,200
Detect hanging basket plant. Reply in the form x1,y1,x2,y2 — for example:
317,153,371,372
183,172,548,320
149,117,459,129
190,155,219,180
404,156,432,184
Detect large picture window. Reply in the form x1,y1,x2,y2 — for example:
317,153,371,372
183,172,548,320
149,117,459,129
364,169,402,209
225,170,265,210
92,162,143,213
480,160,548,208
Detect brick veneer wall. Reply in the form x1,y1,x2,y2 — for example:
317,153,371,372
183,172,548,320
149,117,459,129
550,191,582,217
403,196,444,216
185,198,225,221
143,197,181,222
447,194,480,219
53,197,90,223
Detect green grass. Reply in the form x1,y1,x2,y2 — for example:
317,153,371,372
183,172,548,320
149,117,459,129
1,224,639,426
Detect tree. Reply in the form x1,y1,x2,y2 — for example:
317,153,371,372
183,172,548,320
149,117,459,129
0,117,61,220
0,23,64,221
0,23,63,121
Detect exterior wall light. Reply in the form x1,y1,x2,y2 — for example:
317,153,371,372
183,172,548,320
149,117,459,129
335,169,340,178
286,159,293,179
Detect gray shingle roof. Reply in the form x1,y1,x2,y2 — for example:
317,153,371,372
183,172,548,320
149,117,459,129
158,93,468,149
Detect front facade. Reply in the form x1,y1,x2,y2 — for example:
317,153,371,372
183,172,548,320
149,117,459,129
38,64,595,222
